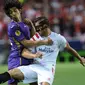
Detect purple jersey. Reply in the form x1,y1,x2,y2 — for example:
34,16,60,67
8,21,30,53
8,20,33,84
8,20,33,68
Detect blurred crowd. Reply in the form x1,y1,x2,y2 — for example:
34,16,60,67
0,0,85,63
49,0,85,42
0,0,85,42
22,0,85,42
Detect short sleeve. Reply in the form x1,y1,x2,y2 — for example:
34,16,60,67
11,25,25,41
58,34,67,51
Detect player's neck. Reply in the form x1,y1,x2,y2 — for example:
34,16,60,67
13,16,22,22
17,17,22,22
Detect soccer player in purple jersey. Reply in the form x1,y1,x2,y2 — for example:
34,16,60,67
3,0,52,85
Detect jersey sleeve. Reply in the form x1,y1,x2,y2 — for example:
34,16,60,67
11,25,25,41
30,32,43,41
30,33,42,53
58,34,67,51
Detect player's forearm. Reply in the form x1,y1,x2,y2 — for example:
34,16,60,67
65,43,82,61
21,39,47,47
21,49,36,58
67,47,82,61
34,40,48,46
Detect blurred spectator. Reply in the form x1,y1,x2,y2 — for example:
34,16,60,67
0,0,85,64
0,12,7,40
24,4,37,20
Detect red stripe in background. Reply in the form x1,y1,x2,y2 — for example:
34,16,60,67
35,33,39,38
32,37,35,41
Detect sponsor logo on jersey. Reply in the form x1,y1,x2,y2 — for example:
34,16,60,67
39,47,54,53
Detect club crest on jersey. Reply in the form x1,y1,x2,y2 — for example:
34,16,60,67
15,30,21,36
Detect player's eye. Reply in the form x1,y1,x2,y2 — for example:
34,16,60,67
14,9,17,12
10,8,13,13
36,29,40,32
43,24,47,28
39,27,42,29
36,27,40,32
10,11,12,14
12,7,17,12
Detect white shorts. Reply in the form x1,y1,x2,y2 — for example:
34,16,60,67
18,63,55,85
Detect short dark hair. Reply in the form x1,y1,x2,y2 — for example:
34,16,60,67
33,17,50,32
3,0,22,17
33,17,49,26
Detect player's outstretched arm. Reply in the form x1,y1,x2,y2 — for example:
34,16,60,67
21,48,43,59
20,37,53,47
65,43,85,66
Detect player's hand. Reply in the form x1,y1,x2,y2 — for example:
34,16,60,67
46,37,53,45
23,18,31,25
35,51,43,59
80,57,85,67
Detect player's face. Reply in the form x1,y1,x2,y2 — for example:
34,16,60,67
36,25,47,36
10,7,21,20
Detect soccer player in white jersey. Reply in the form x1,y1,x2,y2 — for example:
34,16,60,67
0,17,85,85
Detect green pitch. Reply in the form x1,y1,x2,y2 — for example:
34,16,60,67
0,63,85,85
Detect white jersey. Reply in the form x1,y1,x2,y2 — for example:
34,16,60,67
18,32,67,84
31,32,67,65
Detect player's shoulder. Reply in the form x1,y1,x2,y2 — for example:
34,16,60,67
51,32,65,40
54,32,64,37
51,32,61,37
8,21,18,29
